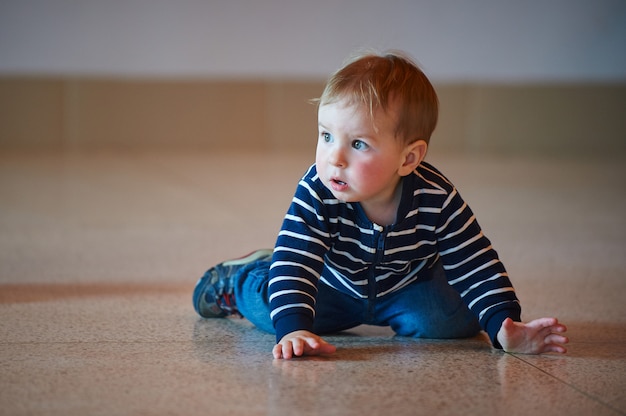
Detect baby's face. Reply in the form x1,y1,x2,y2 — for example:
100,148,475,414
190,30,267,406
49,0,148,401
315,99,408,209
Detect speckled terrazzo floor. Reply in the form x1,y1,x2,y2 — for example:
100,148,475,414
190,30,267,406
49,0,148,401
1,150,624,415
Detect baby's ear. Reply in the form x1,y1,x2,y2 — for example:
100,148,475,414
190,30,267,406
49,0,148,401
399,140,428,176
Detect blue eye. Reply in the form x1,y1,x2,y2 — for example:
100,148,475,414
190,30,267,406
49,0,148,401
321,132,332,142
352,140,368,150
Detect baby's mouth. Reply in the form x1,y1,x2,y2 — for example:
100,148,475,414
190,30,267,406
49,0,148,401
329,177,349,192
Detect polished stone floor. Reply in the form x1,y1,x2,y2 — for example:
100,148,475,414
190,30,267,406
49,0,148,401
1,149,624,415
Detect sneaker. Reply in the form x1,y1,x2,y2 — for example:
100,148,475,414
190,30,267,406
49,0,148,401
193,249,273,318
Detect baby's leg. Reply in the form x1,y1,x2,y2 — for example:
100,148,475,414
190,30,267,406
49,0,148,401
378,260,481,339
234,260,275,334
312,282,364,335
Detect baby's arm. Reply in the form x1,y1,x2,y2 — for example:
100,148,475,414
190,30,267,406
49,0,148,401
273,330,337,360
496,317,568,354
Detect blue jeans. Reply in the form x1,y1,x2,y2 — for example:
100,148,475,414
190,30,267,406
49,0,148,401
234,259,481,339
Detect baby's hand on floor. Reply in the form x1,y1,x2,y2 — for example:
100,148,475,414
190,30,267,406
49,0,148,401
273,330,337,359
497,317,568,354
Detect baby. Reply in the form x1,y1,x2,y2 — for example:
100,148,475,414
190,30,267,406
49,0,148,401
193,51,568,359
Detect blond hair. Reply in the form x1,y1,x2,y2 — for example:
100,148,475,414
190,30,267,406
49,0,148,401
316,51,439,144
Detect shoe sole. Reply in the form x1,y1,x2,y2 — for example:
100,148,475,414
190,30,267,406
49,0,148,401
221,249,273,267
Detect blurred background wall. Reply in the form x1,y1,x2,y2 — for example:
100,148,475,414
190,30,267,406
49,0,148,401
1,0,625,156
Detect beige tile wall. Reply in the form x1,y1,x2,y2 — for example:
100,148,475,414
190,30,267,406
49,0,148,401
1,77,624,156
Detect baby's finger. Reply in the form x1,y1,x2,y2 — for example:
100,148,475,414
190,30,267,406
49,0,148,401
280,341,295,360
545,333,569,346
291,338,306,357
272,343,284,359
542,342,568,354
303,337,321,351
530,317,559,330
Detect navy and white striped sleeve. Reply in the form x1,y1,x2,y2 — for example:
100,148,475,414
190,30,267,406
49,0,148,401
434,181,521,347
269,169,331,342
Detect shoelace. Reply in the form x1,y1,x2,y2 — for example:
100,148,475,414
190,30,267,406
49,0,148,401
215,290,243,318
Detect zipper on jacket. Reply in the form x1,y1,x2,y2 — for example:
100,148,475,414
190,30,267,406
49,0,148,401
369,226,387,301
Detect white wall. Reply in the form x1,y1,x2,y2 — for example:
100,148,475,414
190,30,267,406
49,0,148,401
1,0,625,82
